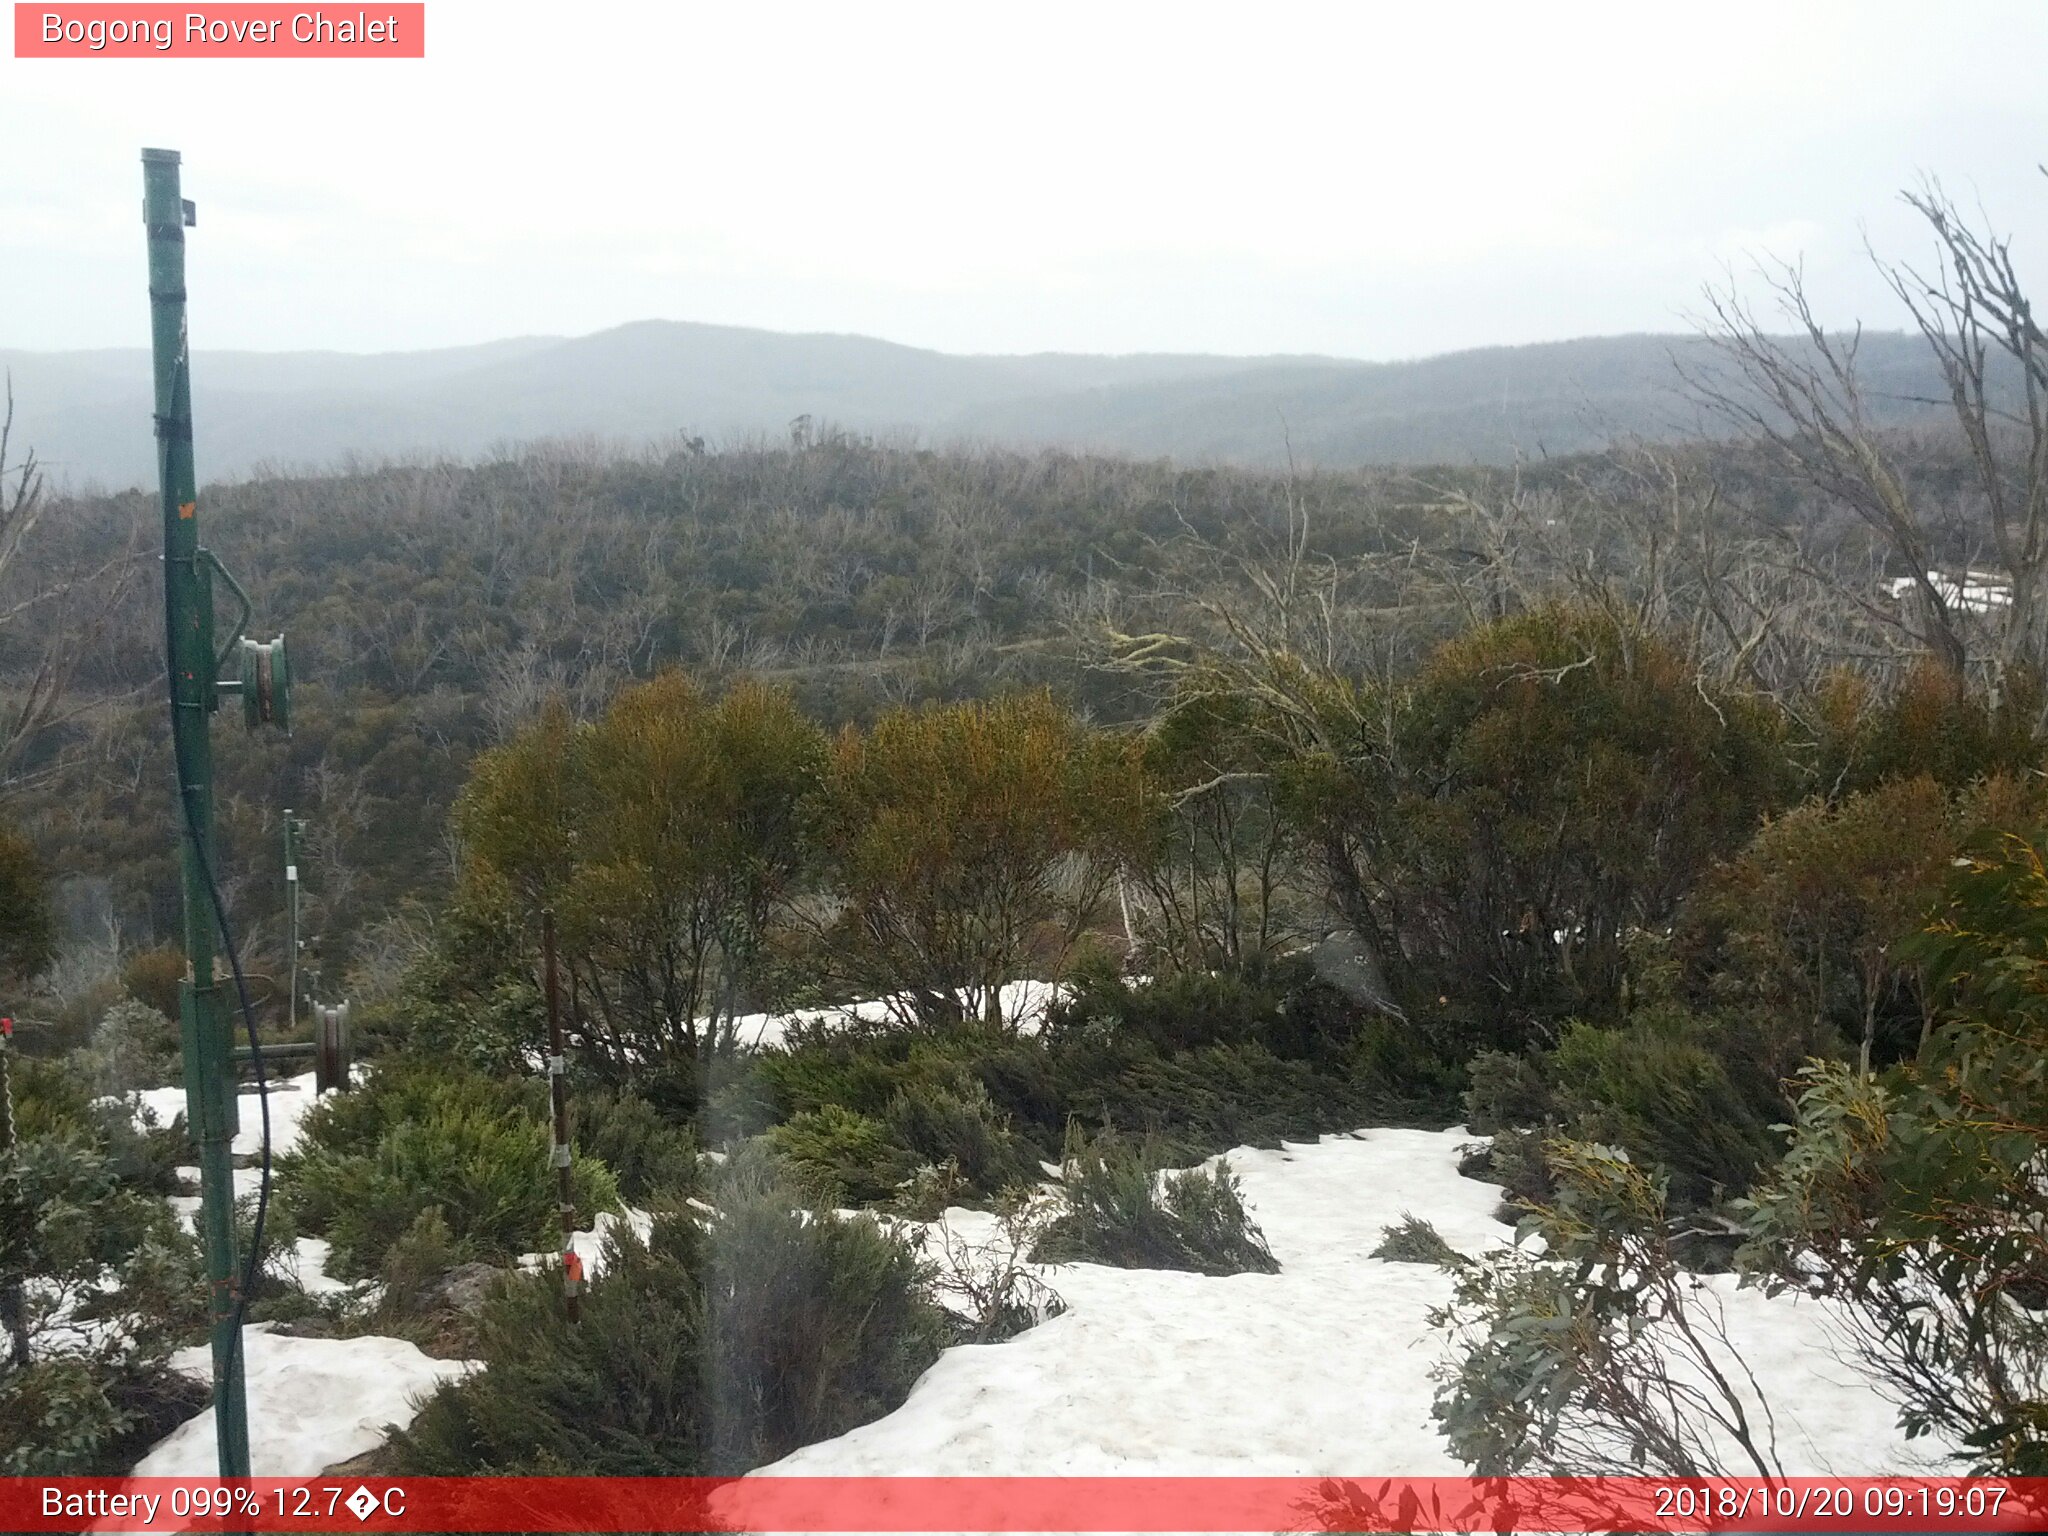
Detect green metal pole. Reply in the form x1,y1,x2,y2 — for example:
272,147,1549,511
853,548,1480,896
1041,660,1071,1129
144,146,251,1480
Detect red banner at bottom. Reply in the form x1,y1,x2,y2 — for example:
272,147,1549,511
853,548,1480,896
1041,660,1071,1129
9,1475,2048,1533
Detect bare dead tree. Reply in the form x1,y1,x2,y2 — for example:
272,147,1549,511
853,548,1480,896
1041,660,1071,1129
1883,175,2048,680
0,380,147,796
1688,174,2048,691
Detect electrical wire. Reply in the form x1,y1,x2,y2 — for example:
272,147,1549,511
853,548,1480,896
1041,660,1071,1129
163,574,273,1393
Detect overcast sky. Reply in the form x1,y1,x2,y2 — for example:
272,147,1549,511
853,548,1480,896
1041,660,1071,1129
4,0,2045,360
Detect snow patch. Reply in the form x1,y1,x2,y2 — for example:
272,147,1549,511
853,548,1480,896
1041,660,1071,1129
130,1069,327,1160
133,1325,470,1476
757,1128,1950,1478
733,979,1066,1050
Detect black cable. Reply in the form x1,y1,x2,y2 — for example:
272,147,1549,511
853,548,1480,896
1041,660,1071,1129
182,784,273,1365
163,582,273,1397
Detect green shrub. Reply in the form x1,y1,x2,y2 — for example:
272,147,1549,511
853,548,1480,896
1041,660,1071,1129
1470,1127,1553,1214
221,1188,297,1303
1373,1214,1468,1268
570,1088,700,1204
11,1053,94,1142
1033,1131,1279,1276
380,1206,460,1309
702,1167,951,1469
1047,965,1278,1055
286,1052,540,1160
0,1353,208,1476
92,1229,208,1343
394,1166,948,1475
756,1018,925,1120
883,1073,1038,1198
762,1105,915,1205
93,1095,185,1198
1461,1049,1556,1135
966,1041,1065,1147
1430,1141,1782,1478
1058,1041,1361,1156
279,1057,620,1278
393,1214,710,1474
14,1131,183,1283
1547,1009,1785,1207
78,999,182,1098
1047,959,1373,1071
1347,1015,1467,1118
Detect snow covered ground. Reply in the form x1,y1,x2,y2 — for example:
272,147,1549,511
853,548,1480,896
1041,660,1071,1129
732,979,1066,1049
131,1325,469,1476
758,1127,1948,1482
132,1068,325,1159
117,1069,1947,1484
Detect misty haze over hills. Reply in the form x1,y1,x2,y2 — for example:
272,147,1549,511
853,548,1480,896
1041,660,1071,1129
0,320,1961,489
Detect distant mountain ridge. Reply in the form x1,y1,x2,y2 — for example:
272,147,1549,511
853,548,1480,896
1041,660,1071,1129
0,320,1956,489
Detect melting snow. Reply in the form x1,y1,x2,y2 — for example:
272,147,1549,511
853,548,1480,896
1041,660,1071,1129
758,1128,1950,1479
132,1325,470,1476
519,1205,656,1281
131,1069,326,1160
115,1085,1953,1481
733,979,1066,1050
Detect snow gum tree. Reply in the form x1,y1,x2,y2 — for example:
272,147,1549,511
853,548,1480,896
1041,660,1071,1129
1288,603,1786,1046
816,690,1152,1030
1680,771,2047,1072
1735,832,2048,1474
454,671,826,1076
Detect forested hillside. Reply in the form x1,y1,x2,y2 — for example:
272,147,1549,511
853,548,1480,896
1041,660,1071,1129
1,325,1972,488
1,415,2021,1019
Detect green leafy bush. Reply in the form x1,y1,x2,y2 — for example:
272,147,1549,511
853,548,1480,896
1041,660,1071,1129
883,1073,1038,1198
279,1056,619,1278
1430,1141,1785,1479
1058,1041,1362,1156
1373,1214,1467,1268
1734,832,2048,1474
14,1131,184,1286
394,1161,948,1475
1285,604,1789,1047
1047,958,1390,1076
1469,1127,1553,1213
570,1088,700,1204
95,1097,185,1198
1347,1014,1468,1117
762,1104,915,1205
79,998,182,1098
393,1214,710,1474
1033,1131,1279,1276
702,1165,951,1469
1461,1049,1555,1135
1047,964,1283,1056
1547,1010,1787,1207
0,1352,208,1476
10,1053,94,1142
379,1206,461,1312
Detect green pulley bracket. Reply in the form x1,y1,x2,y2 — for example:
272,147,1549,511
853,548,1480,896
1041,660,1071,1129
239,634,290,733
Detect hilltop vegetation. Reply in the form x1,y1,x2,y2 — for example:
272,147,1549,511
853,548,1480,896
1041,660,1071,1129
0,416,2028,1031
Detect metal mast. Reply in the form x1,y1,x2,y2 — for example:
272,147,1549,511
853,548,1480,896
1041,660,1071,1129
145,145,251,1479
